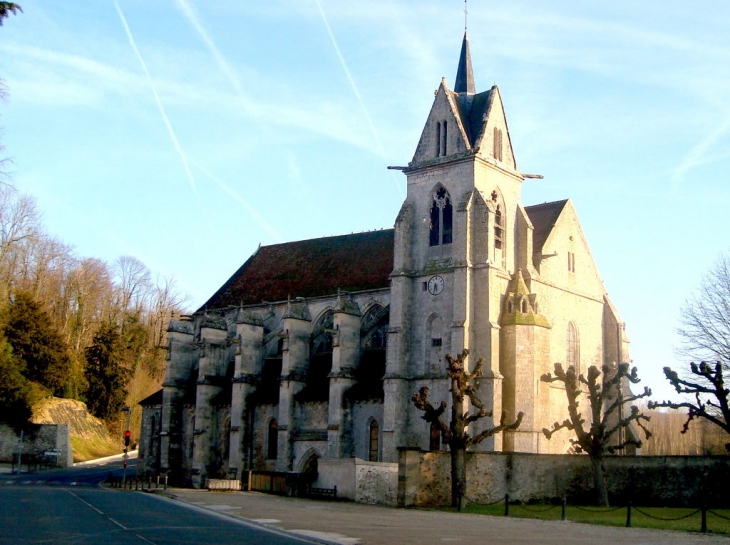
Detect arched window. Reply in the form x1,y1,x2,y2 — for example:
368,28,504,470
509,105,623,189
435,122,441,158
369,420,379,462
267,419,278,460
521,299,528,313
567,322,579,373
429,187,453,247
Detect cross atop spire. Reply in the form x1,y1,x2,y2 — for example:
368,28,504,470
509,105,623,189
454,31,475,94
464,0,468,32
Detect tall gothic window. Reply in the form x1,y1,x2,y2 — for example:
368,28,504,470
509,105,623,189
436,121,448,157
369,420,379,462
429,187,453,246
267,419,278,460
567,322,579,373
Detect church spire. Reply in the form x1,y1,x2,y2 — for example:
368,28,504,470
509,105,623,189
454,31,476,94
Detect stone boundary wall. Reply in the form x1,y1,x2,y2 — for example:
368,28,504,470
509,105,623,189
317,457,398,506
0,424,72,468
397,448,730,508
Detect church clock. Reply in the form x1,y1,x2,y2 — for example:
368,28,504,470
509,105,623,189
427,275,444,295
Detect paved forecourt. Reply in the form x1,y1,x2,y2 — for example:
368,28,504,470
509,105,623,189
155,488,730,545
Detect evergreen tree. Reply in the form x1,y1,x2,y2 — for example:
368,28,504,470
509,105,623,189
84,322,131,420
4,290,74,396
0,335,32,429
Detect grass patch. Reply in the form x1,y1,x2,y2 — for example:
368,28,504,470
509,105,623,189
449,503,730,535
70,435,120,462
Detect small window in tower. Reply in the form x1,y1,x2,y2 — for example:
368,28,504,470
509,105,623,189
429,204,440,247
432,338,442,347
422,281,428,291
442,199,453,244
521,300,528,313
507,301,513,313
442,121,448,156
571,252,576,272
494,207,503,250
493,127,503,162
435,122,441,158
369,420,379,462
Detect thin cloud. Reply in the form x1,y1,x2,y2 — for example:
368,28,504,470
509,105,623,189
671,117,730,192
114,1,199,197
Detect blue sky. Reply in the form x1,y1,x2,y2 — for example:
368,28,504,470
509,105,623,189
2,1,730,400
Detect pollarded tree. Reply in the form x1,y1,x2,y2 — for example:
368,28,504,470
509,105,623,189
84,321,132,421
412,349,524,509
649,362,730,452
541,363,652,507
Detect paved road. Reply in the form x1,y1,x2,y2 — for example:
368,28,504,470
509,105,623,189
0,486,321,544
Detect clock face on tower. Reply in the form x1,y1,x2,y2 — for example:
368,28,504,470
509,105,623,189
427,275,444,295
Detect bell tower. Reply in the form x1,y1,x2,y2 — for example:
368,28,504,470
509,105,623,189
384,32,528,458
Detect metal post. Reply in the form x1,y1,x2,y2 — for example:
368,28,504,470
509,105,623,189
504,494,509,517
701,505,707,533
164,474,168,490
561,497,567,521
625,502,632,528
122,407,131,486
15,430,24,475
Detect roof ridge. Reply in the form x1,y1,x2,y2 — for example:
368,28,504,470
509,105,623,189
259,228,395,249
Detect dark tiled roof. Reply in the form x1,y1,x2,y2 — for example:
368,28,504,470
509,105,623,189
525,200,568,252
452,88,492,148
138,389,163,407
201,230,394,311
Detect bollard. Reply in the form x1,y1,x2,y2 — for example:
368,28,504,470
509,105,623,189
561,497,566,521
156,475,160,489
164,474,168,490
504,494,509,517
625,502,632,528
135,478,138,491
701,505,707,533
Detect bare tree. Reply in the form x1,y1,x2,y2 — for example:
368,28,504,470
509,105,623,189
541,363,651,506
0,186,40,292
113,255,151,323
649,362,730,452
677,253,730,366
412,349,524,509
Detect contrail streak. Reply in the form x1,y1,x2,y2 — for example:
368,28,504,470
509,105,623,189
114,1,199,196
174,0,256,116
193,161,285,243
314,0,404,196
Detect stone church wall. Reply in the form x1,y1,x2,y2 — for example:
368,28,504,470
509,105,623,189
398,449,730,508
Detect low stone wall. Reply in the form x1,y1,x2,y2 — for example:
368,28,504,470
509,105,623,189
0,424,72,468
398,448,730,508
317,457,398,506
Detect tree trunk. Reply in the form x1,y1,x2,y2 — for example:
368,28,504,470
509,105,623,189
450,445,466,508
590,454,609,507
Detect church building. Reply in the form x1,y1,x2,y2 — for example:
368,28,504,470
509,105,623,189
138,32,630,486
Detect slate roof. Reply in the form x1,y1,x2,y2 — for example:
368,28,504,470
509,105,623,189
200,230,395,311
200,203,567,313
524,200,568,252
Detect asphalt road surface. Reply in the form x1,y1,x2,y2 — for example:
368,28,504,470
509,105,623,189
0,460,319,545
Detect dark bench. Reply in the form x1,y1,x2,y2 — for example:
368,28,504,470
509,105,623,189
308,486,337,499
